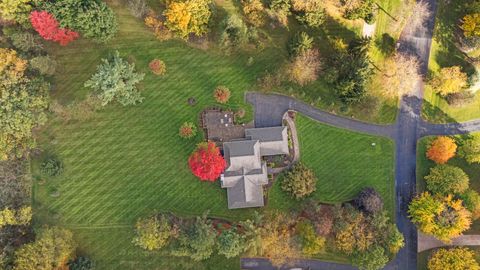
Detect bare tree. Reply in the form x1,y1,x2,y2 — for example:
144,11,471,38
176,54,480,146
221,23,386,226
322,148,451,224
381,53,420,98
406,0,431,34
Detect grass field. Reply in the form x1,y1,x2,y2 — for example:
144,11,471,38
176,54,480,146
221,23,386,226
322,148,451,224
422,0,480,123
268,115,395,216
31,0,398,268
416,134,480,234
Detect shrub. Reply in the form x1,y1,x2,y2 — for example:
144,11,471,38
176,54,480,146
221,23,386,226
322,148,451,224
296,220,325,256
287,32,313,57
164,0,212,38
179,122,197,139
149,59,166,75
30,56,57,76
428,247,480,270
213,86,231,103
217,228,247,258
445,91,475,107
354,187,383,214
386,224,404,254
172,215,217,261
460,134,480,164
460,189,480,220
281,162,317,200
426,136,457,164
30,11,79,46
241,0,266,27
9,32,43,52
188,141,226,181
68,257,94,270
408,193,471,242
127,0,148,18
424,165,469,196
287,49,321,86
133,214,174,251
41,157,64,177
84,51,145,106
430,66,468,96
40,0,118,42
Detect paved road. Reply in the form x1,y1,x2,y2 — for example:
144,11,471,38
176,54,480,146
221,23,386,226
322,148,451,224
242,0,480,269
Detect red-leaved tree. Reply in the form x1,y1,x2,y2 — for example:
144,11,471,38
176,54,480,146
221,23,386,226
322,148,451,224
188,141,226,181
30,11,79,46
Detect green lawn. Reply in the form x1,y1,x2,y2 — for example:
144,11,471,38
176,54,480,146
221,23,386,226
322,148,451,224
31,0,397,268
416,135,480,234
422,0,480,123
268,115,395,216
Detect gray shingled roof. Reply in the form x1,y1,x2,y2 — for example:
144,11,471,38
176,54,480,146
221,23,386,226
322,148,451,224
221,126,289,209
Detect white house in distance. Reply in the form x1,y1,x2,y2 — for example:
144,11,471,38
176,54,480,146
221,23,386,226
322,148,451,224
220,126,289,209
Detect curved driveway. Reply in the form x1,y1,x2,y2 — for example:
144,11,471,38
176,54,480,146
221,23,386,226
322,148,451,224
243,0,480,269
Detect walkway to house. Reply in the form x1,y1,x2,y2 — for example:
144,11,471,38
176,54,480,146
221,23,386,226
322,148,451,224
418,232,480,252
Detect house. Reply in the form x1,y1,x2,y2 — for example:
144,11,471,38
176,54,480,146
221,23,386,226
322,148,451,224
221,126,289,209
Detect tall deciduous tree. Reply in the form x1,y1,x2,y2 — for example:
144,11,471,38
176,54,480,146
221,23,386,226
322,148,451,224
381,53,420,98
133,214,174,251
428,247,480,270
14,227,76,270
216,228,247,258
0,0,31,22
281,162,317,200
39,0,118,42
188,141,226,181
460,134,480,164
424,165,469,196
430,66,468,96
84,51,145,106
408,193,471,242
172,215,217,261
258,212,299,266
426,136,457,164
30,11,79,46
164,0,212,38
0,48,49,160
354,187,384,214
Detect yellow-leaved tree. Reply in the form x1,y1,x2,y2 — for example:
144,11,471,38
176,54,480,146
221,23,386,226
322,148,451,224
0,48,49,160
408,192,472,243
430,66,468,96
164,0,212,38
428,247,480,270
461,13,480,38
0,0,31,22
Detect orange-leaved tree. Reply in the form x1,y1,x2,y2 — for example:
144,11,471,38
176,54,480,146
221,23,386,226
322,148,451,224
188,141,226,181
426,136,457,164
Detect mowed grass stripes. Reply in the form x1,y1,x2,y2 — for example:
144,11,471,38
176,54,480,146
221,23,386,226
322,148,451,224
32,1,395,268
267,115,395,217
